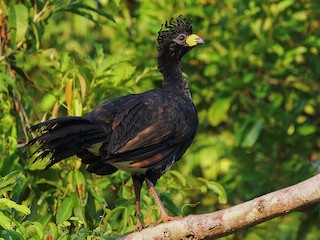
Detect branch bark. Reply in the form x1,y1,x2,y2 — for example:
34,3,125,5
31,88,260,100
121,173,320,240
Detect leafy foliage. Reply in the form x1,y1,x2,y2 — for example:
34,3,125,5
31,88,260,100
0,0,319,239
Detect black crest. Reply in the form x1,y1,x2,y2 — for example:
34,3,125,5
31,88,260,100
157,16,193,47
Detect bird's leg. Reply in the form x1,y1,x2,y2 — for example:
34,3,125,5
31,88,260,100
132,176,145,231
146,178,181,226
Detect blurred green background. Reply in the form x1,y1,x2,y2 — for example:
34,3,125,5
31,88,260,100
1,0,320,239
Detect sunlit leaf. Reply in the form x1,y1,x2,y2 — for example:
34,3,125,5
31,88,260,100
198,178,227,204
24,222,43,239
0,211,12,230
297,125,316,136
76,73,87,100
65,78,73,112
0,199,31,215
40,94,56,112
0,171,22,196
208,97,233,127
277,0,294,12
8,3,28,46
72,99,82,116
207,182,228,204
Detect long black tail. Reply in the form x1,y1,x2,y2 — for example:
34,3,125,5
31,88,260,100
27,116,108,169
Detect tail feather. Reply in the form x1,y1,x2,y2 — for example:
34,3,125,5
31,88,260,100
29,117,86,132
27,117,109,169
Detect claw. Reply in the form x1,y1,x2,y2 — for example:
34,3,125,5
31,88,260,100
135,221,144,231
134,211,145,231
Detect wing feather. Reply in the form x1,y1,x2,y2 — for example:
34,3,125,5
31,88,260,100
107,90,176,154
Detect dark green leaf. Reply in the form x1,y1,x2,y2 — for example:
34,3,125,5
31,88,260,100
55,2,114,22
56,194,76,224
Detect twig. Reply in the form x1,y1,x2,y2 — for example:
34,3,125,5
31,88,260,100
122,173,320,239
33,0,51,23
0,39,26,62
6,62,35,146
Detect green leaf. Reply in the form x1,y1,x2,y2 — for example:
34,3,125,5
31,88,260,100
73,170,86,201
208,97,233,126
0,73,18,92
0,199,31,215
118,185,132,200
0,171,22,196
39,94,56,112
168,170,187,187
73,205,86,227
198,178,227,204
111,62,136,85
0,230,24,240
45,222,58,239
86,184,109,209
243,73,255,84
251,19,263,40
31,24,40,49
292,11,307,21
38,214,52,230
56,194,76,224
297,125,316,136
105,207,128,230
8,3,29,46
0,211,12,230
241,119,264,148
72,99,83,116
277,0,294,12
0,79,8,94
206,182,228,204
181,202,200,216
25,222,43,239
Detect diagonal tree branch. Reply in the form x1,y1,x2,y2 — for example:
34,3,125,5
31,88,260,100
122,173,320,240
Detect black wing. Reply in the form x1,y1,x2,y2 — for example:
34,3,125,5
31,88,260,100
28,88,197,175
84,88,197,173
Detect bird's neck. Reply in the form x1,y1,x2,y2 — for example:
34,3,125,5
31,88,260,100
158,56,185,87
158,57,192,98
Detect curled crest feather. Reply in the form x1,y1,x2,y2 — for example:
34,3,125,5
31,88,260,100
157,16,193,48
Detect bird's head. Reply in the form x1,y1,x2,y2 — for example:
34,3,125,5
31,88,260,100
157,16,204,61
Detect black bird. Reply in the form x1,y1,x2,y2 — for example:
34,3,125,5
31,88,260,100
27,16,203,230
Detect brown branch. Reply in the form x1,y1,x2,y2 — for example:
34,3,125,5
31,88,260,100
6,61,34,146
122,173,320,240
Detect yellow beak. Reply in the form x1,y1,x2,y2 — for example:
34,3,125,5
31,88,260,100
186,34,204,47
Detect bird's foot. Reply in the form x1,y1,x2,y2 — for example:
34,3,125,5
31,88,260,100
134,212,145,231
135,222,144,231
149,215,182,227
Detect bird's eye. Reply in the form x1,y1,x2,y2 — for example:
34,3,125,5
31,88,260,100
177,34,186,41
